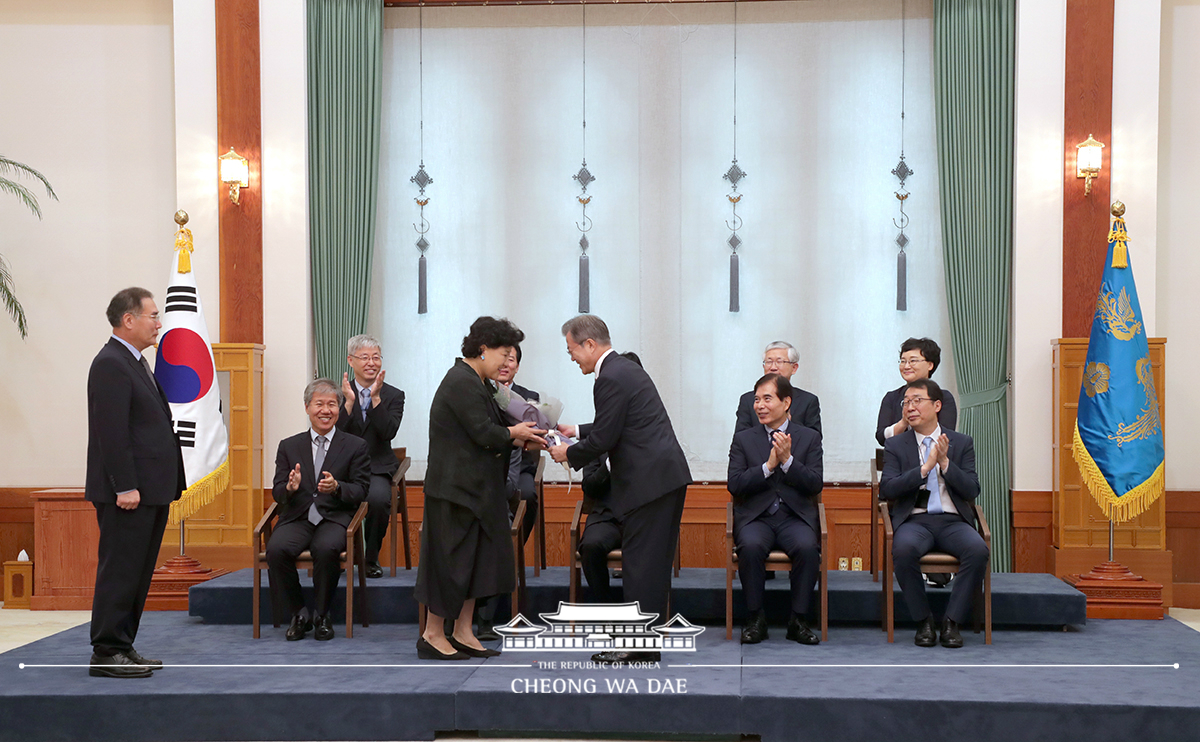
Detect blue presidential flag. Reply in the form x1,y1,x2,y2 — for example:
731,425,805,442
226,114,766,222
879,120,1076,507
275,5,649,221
1072,206,1165,522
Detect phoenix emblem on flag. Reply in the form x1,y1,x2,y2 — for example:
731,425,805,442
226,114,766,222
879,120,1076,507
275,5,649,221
1108,357,1161,447
1095,283,1143,341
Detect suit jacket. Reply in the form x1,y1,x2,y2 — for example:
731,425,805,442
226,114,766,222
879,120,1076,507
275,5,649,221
425,359,514,529
874,385,958,446
581,453,617,527
734,387,821,437
566,352,692,520
728,422,823,534
336,378,405,476
271,429,371,528
511,382,541,478
880,428,979,529
85,337,186,506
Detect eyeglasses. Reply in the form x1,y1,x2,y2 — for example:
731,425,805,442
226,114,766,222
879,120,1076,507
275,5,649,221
898,358,928,368
901,397,932,408
136,312,160,321
351,354,382,364
762,359,796,368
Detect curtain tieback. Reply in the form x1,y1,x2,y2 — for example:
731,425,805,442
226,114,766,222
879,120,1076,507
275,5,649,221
959,383,1007,409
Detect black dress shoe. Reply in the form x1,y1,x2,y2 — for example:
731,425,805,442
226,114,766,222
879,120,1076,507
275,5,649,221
314,614,335,641
449,637,501,657
286,613,312,641
123,648,163,668
365,562,383,579
940,617,964,648
786,615,820,645
89,652,152,679
476,622,500,642
914,616,937,647
591,651,661,663
416,637,470,660
740,610,768,644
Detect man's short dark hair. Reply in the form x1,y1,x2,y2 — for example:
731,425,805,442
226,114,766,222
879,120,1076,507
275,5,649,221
905,378,944,403
754,373,793,402
512,344,522,364
561,314,611,346
106,287,153,328
461,316,525,358
900,337,942,375
620,351,642,367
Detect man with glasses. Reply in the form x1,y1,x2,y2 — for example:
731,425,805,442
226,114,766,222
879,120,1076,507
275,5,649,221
86,288,186,677
880,378,987,648
337,334,405,578
734,341,821,436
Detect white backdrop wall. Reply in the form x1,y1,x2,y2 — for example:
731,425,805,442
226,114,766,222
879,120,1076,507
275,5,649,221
0,0,178,486
373,1,956,481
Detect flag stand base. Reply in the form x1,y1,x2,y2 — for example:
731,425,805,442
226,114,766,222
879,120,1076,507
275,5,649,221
147,555,229,611
1064,562,1163,620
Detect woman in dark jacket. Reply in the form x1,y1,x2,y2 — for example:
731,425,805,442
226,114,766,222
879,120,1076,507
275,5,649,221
415,317,545,660
875,337,958,446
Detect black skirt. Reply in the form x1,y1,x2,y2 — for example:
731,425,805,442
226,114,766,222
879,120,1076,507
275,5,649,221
414,496,515,620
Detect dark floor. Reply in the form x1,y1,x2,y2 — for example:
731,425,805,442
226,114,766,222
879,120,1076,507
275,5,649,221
3,611,1197,742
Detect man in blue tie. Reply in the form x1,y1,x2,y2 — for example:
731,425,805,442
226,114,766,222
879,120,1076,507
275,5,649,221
728,374,823,645
880,378,988,648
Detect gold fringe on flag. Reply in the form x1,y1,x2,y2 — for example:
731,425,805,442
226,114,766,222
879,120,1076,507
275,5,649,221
174,227,194,274
168,455,230,525
1071,422,1164,522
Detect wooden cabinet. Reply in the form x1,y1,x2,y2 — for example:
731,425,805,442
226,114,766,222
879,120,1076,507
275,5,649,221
30,488,97,610
1050,337,1172,602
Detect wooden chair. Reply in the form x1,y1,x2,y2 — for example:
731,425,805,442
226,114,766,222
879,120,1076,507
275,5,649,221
390,447,413,574
870,448,885,581
531,456,547,575
252,500,370,639
567,499,682,604
880,499,992,644
725,500,829,641
418,500,528,635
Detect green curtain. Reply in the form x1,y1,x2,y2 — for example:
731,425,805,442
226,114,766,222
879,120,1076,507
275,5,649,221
307,0,383,380
933,0,1015,571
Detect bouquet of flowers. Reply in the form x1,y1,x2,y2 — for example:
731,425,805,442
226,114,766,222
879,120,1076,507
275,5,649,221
493,384,576,489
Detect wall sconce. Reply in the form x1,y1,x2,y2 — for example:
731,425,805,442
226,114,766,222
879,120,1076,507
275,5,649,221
219,147,249,205
1076,134,1105,196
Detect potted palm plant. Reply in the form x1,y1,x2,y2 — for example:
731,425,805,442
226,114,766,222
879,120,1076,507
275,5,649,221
1,155,57,339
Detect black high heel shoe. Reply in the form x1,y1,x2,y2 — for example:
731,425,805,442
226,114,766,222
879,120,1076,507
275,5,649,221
416,637,469,661
449,636,501,658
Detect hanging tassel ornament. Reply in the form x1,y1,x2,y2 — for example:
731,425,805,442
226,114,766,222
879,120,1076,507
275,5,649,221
573,4,593,314
892,0,912,311
412,6,431,315
725,1,745,313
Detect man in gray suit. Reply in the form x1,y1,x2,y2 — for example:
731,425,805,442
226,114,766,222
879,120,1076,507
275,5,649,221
550,315,691,663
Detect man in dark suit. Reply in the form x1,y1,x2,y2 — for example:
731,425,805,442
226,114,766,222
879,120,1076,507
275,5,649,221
494,344,540,544
880,378,987,648
577,452,621,602
550,316,691,663
86,287,186,678
728,374,823,646
337,334,405,578
734,341,821,436
269,379,371,641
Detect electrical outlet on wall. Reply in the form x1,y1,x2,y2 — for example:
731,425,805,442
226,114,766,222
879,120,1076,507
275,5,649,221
852,557,863,571
838,557,849,570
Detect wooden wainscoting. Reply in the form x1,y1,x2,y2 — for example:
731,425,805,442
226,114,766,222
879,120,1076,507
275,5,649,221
1167,491,1200,608
0,487,37,584
1012,491,1053,574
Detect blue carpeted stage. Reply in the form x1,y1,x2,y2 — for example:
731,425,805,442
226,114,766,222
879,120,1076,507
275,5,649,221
189,567,1090,629
3,610,1198,742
